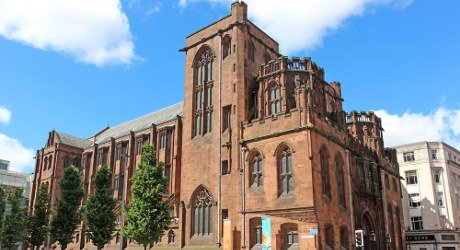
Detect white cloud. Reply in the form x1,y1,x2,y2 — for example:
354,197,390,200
0,106,11,125
179,0,414,54
0,134,35,173
375,108,460,149
0,0,137,66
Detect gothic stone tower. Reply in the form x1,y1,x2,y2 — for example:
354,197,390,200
180,1,281,248
180,2,404,250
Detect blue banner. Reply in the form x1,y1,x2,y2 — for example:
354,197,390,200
262,216,271,250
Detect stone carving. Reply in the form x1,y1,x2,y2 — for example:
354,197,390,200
194,188,213,207
265,210,317,223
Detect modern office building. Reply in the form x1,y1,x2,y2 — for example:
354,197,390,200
0,164,34,249
0,166,34,203
396,141,460,250
0,159,10,170
31,2,405,249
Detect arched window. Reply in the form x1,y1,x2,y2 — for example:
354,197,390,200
269,84,282,115
250,152,263,188
340,226,349,250
325,224,334,250
48,157,53,170
168,230,175,244
194,47,214,137
335,155,346,207
320,147,331,198
249,217,262,248
43,157,48,171
248,40,255,61
281,223,298,249
223,35,231,59
278,147,293,195
263,53,271,64
191,186,213,236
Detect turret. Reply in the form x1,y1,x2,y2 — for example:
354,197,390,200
346,111,384,154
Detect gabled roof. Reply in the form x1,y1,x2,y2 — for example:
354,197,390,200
56,131,92,149
91,102,183,146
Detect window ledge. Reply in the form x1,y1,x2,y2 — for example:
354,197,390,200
249,186,264,194
322,194,331,203
279,193,294,200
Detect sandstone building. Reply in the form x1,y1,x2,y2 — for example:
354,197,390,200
30,2,405,249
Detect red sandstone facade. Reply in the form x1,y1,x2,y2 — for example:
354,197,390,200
30,2,405,249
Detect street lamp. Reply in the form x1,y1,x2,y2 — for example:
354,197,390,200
386,234,392,250
118,154,128,250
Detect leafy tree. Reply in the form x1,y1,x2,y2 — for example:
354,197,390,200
123,143,172,250
0,186,5,233
86,165,116,250
50,166,85,250
0,187,28,250
28,183,51,250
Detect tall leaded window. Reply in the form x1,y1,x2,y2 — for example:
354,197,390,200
279,147,293,195
320,148,331,198
194,47,214,137
250,217,262,248
223,35,231,59
136,139,143,155
250,152,263,188
269,84,282,115
165,164,171,193
191,186,213,236
43,157,48,172
325,224,334,250
335,155,346,207
248,40,255,61
340,227,349,250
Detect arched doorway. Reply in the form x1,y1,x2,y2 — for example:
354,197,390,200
361,212,376,250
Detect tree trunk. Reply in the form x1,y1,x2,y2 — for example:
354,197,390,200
143,244,147,250
62,243,67,250
97,244,101,250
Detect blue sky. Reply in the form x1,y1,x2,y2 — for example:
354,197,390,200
0,0,459,173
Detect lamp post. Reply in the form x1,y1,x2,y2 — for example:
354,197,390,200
386,234,391,250
118,153,128,250
369,231,376,250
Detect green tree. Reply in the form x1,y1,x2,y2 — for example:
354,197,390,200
0,186,6,246
50,166,85,250
86,165,116,250
123,143,172,250
28,183,51,250
0,187,28,250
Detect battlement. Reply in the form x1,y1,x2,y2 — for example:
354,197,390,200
259,56,324,78
346,111,382,125
346,111,384,154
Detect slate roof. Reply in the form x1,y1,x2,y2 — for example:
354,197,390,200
56,132,92,149
91,102,184,146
